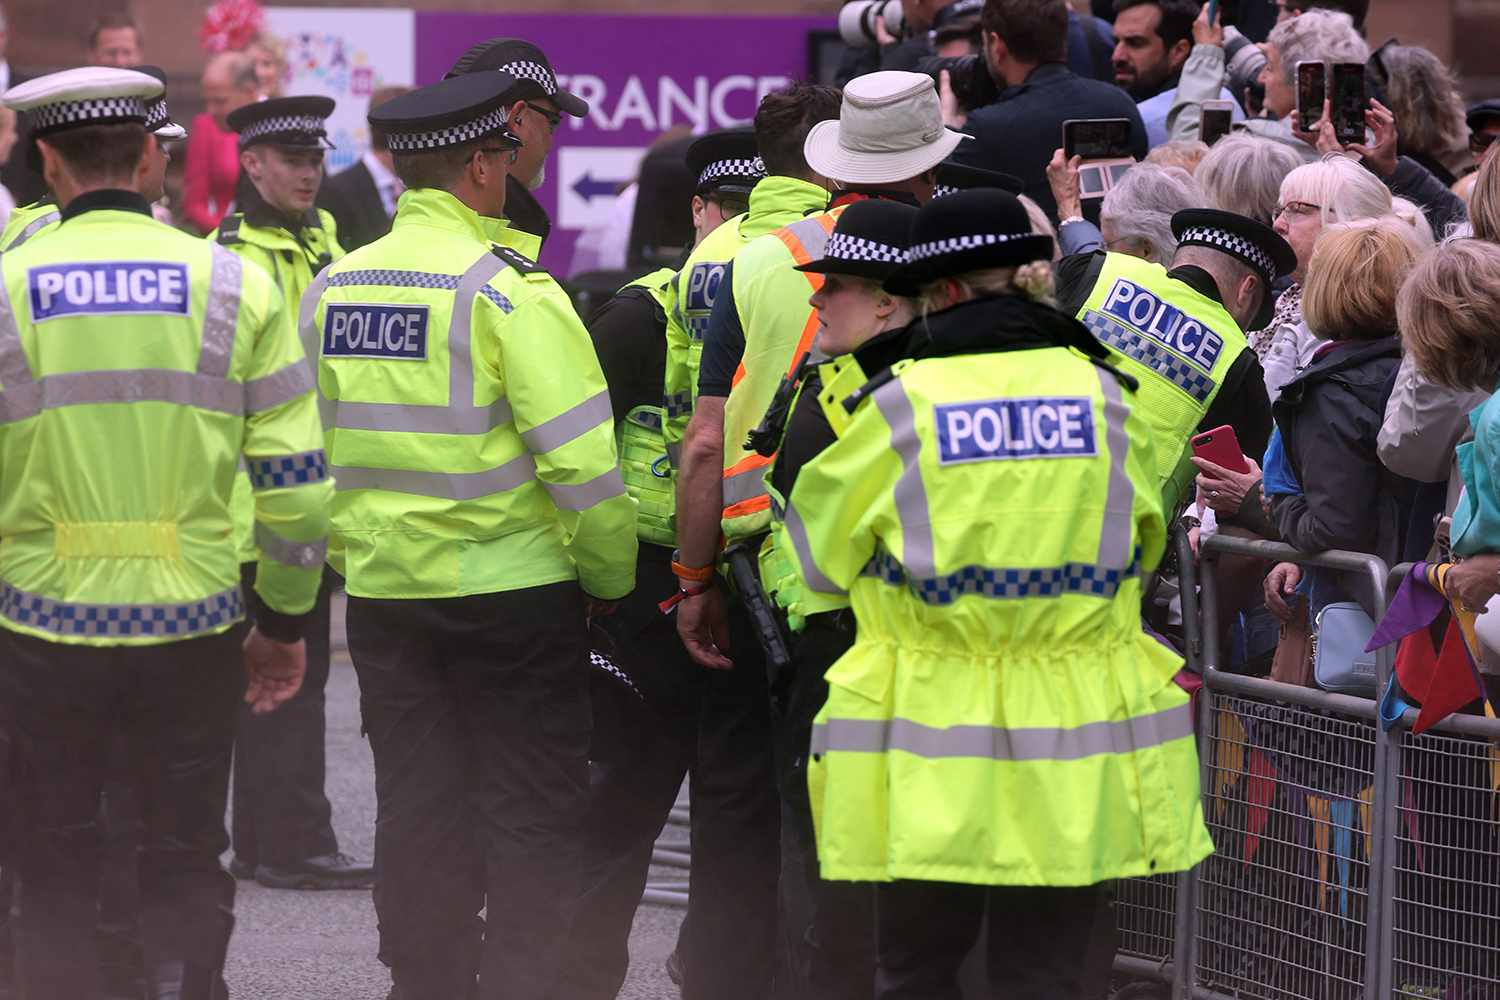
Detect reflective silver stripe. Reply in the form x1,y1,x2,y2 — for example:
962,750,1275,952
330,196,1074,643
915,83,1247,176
331,452,536,501
0,369,242,423
245,361,315,413
4,210,59,251
299,264,331,372
0,581,244,639
254,523,328,569
722,463,769,507
522,390,611,453
872,377,936,578
543,468,627,511
809,703,1194,762
328,251,515,437
784,215,835,260
199,245,243,379
782,502,844,596
0,276,32,391
1095,369,1136,571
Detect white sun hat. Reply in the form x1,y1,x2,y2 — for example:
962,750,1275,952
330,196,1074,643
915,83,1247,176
803,70,970,187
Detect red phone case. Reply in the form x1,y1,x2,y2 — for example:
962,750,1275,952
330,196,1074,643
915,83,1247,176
1191,425,1251,474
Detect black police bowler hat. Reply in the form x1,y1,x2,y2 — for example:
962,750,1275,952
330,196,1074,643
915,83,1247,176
1171,208,1297,330
685,127,764,197
444,37,588,119
1467,99,1500,134
883,189,1054,297
933,158,1023,199
368,72,523,153
795,199,918,283
227,95,336,150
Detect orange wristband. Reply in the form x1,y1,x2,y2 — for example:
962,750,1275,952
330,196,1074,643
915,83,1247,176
672,560,714,583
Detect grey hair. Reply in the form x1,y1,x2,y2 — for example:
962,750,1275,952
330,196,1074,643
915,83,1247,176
1100,164,1206,267
1196,134,1302,225
1267,9,1369,88
206,51,260,93
1383,45,1470,179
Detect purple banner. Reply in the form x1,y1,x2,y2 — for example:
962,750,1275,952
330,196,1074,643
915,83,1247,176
415,12,833,275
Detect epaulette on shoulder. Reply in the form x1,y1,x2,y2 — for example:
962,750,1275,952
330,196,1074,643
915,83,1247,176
841,366,898,415
216,214,244,246
490,243,544,275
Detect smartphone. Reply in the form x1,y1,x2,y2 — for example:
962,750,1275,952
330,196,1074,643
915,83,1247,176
1191,425,1251,475
1205,0,1220,25
1331,62,1367,145
1295,60,1326,133
1200,99,1234,146
1062,118,1134,161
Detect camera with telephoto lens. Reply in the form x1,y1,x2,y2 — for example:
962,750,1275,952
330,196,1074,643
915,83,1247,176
916,54,999,113
839,0,906,47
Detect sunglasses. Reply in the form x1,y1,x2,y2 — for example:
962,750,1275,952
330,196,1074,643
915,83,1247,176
524,102,562,133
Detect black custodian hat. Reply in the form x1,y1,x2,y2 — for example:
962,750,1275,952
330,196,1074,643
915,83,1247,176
883,189,1054,297
933,158,1023,199
368,72,522,154
1171,208,1296,329
227,95,335,150
686,127,764,197
795,199,917,283
445,37,588,119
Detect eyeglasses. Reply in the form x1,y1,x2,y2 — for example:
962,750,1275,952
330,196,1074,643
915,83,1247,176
475,145,520,166
1275,200,1323,219
524,102,562,133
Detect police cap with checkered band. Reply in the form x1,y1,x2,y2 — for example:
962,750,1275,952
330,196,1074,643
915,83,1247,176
883,189,1055,297
444,37,589,119
794,199,918,282
685,128,764,198
227,95,336,150
932,158,1023,200
367,72,523,155
1171,208,1296,330
131,65,187,142
2,66,162,136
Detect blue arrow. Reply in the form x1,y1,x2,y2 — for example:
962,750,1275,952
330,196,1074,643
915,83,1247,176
572,172,624,200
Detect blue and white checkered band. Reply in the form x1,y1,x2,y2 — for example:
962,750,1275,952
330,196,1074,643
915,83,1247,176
500,60,557,95
31,96,148,131
385,106,513,153
824,232,908,265
698,156,766,189
1179,225,1276,280
239,113,327,147
910,231,1035,262
144,98,171,132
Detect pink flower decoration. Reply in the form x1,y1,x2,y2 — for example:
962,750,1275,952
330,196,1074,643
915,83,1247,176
199,0,265,54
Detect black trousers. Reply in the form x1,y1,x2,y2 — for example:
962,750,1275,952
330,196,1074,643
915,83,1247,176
557,547,701,1000
874,881,1116,1000
0,626,243,1000
230,564,338,868
346,583,592,1000
774,612,875,1000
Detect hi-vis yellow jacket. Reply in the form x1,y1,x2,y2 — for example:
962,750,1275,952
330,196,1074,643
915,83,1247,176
783,334,1213,886
0,196,330,645
308,187,637,601
0,199,60,252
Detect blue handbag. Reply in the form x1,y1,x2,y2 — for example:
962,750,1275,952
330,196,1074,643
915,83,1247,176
1312,601,1379,697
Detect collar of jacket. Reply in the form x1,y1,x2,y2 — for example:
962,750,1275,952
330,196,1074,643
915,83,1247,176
914,293,1114,363
479,213,543,259
391,187,491,243
1275,334,1402,407
747,175,830,226
830,189,921,210
1164,264,1225,306
503,176,551,247
60,189,151,222
997,62,1070,101
235,171,318,237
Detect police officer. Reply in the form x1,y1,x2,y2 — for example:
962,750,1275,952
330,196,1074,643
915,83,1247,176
0,66,330,999
444,38,589,256
783,189,1213,998
0,64,183,253
306,72,637,1000
1055,207,1294,513
209,94,371,892
559,127,765,1000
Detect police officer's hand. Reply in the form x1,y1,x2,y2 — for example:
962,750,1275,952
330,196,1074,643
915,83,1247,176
1263,562,1303,624
677,586,733,671
243,627,307,715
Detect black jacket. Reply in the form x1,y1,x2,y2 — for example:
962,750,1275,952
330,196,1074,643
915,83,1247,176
1271,336,1416,568
317,160,390,252
504,177,551,251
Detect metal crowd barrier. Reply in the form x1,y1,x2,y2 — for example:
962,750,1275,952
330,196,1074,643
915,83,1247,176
1105,534,1500,1000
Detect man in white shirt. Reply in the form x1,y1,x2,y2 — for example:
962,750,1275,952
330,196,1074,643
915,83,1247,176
1113,0,1243,148
316,85,410,251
